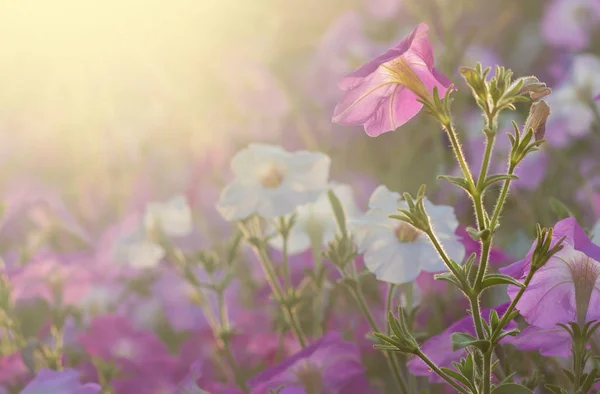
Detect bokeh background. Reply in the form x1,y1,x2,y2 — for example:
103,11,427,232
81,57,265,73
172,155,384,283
1,0,600,392
1,0,599,250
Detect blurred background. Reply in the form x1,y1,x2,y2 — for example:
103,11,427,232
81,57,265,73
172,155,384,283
0,0,599,288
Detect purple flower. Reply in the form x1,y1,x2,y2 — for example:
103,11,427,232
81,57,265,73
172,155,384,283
501,218,600,280
504,325,572,358
0,353,27,389
0,180,90,248
506,242,600,328
332,23,451,137
541,0,600,50
407,303,515,382
7,251,98,306
20,369,100,394
249,332,374,394
78,315,178,394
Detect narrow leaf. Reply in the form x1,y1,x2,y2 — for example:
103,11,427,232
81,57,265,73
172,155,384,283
492,383,534,394
481,274,525,290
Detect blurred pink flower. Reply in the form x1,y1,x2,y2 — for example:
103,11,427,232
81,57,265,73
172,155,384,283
541,0,600,50
78,315,178,394
332,23,451,137
7,251,98,306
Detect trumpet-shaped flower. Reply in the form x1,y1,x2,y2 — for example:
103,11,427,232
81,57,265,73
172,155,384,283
350,186,464,284
249,332,374,394
332,23,451,137
217,144,331,221
269,183,360,254
507,243,600,328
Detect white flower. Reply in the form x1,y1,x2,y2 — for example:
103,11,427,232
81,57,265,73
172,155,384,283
217,144,331,221
144,195,193,237
125,239,166,269
350,185,464,284
269,182,360,254
546,54,600,146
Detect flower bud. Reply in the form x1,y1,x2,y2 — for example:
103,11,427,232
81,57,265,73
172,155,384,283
518,76,551,100
524,100,551,141
372,307,420,354
531,225,565,271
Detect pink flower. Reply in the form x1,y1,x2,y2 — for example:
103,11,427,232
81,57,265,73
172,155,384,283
78,315,178,394
332,23,451,137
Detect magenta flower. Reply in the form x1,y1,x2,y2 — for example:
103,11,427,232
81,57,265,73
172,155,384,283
408,304,516,383
332,23,451,137
78,315,178,394
20,369,100,394
249,332,375,394
7,251,98,306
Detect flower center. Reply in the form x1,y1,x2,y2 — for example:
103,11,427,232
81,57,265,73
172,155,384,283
395,222,421,243
566,255,600,326
258,163,286,189
382,56,431,100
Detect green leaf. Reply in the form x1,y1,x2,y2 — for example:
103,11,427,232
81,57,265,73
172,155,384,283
437,175,471,192
481,274,525,290
492,383,534,394
581,368,598,393
440,367,476,392
549,197,575,221
434,272,463,289
489,310,499,330
544,384,569,394
497,328,521,341
466,227,490,242
328,189,347,234
482,174,519,190
562,368,575,383
451,332,490,352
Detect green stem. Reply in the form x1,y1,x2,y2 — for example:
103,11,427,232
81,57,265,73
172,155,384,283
490,268,535,343
281,229,292,290
489,163,517,233
253,242,308,348
425,228,467,287
415,350,470,394
352,283,409,394
469,295,486,340
482,350,493,394
476,132,496,192
442,122,476,188
215,289,249,393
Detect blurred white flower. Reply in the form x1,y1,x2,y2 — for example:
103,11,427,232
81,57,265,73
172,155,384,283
546,54,600,146
144,195,193,237
350,185,464,284
269,182,360,254
217,144,331,221
125,239,166,269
